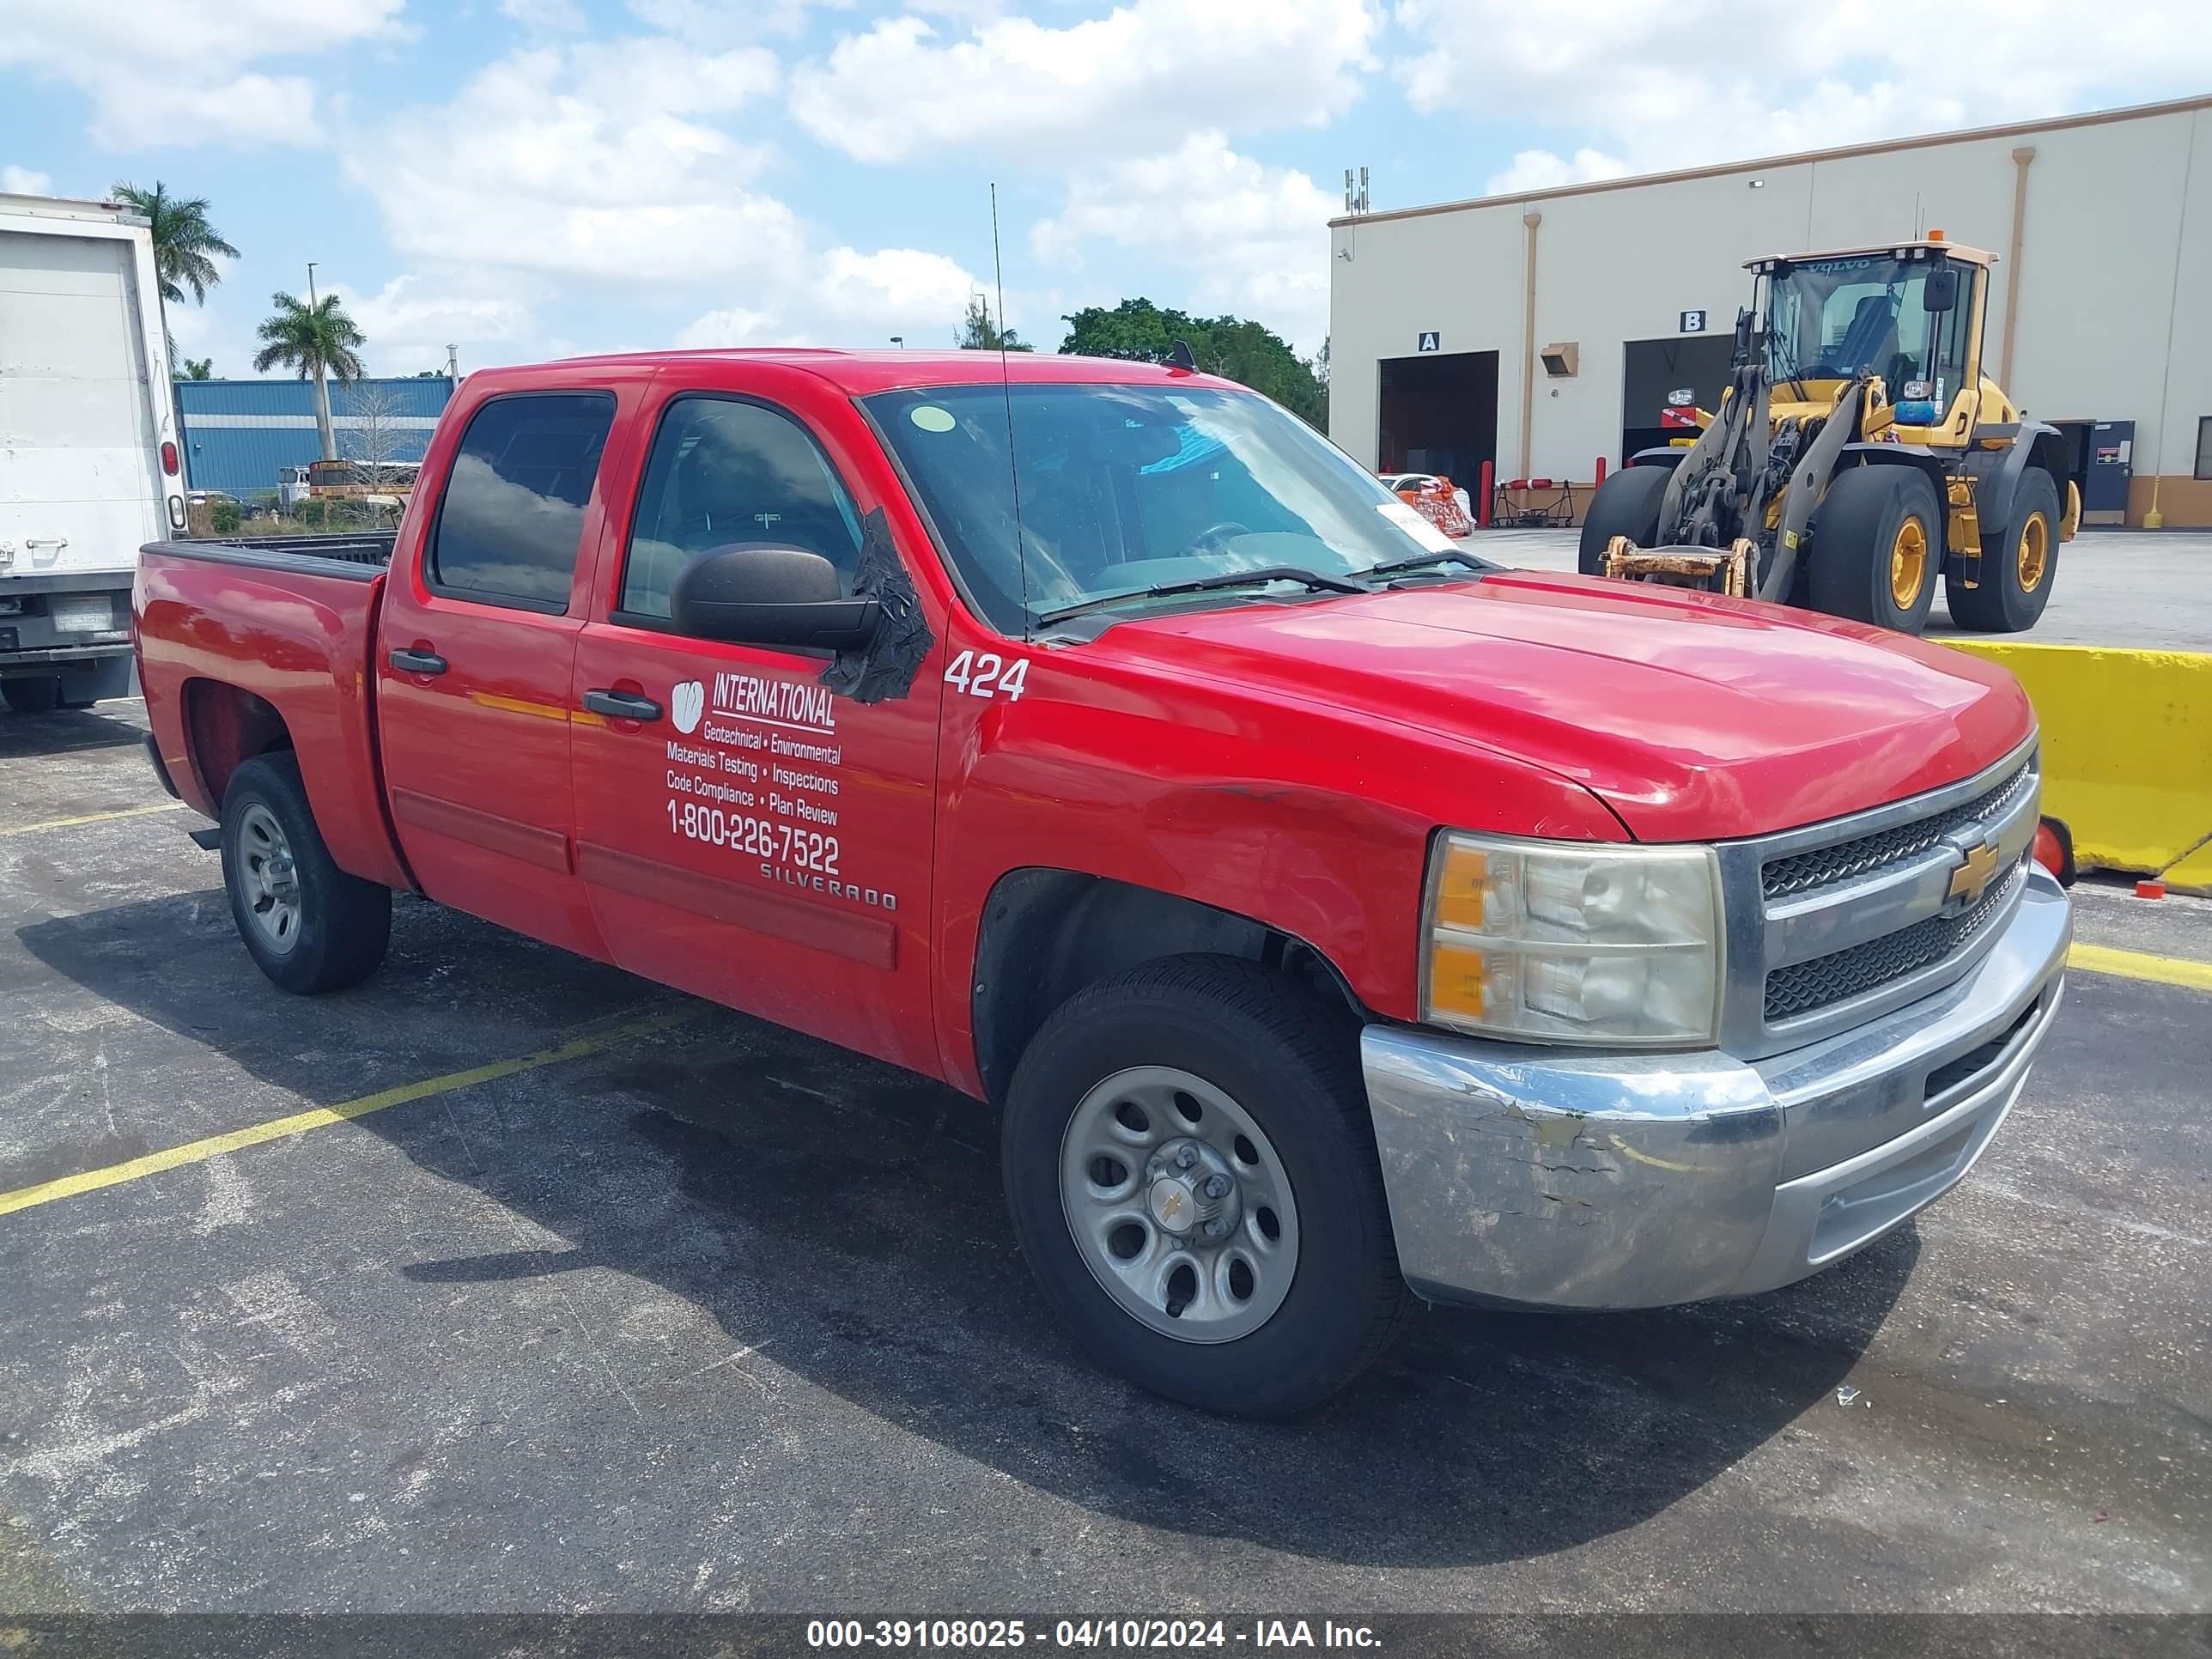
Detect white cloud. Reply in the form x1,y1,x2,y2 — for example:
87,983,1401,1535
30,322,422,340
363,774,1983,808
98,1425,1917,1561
349,40,798,286
677,246,990,349
790,0,1382,164
3,164,54,195
628,0,853,43
0,0,405,148
1394,0,2212,194
347,36,987,354
337,274,537,376
1032,132,1335,351
501,0,587,31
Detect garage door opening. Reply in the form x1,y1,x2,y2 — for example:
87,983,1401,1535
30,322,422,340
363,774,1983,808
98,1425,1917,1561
1378,350,1498,486
1620,337,1736,465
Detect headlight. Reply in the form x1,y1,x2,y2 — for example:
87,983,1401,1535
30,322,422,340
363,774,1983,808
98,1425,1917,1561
1421,831,1724,1047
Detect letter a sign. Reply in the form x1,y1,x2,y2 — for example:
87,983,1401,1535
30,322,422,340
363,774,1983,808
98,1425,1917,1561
1417,331,1442,353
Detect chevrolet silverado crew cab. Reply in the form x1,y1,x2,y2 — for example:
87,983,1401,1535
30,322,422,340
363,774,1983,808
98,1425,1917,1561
135,349,2071,1416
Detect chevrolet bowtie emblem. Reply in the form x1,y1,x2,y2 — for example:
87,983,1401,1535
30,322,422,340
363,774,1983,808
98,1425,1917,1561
1948,838,2002,908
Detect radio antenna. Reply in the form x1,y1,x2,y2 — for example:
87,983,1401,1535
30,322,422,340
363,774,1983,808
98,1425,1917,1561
990,182,1031,639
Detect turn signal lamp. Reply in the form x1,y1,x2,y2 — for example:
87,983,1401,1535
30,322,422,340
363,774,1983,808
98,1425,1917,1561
1421,833,1724,1047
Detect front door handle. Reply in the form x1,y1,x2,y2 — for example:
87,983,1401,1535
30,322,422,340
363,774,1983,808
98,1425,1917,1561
582,688,662,722
388,647,448,675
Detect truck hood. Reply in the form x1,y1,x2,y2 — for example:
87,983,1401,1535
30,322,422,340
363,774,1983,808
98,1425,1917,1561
1097,569,2033,841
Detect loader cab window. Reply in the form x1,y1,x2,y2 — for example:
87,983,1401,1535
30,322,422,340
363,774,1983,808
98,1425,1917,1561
1764,254,1971,410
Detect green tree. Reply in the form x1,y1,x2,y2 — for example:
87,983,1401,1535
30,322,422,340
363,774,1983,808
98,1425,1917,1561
110,180,237,370
180,358,214,380
957,292,1030,352
1058,298,1327,429
252,292,366,461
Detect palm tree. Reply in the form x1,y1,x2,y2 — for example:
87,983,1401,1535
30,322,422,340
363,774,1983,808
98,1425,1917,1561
110,181,237,369
181,358,213,380
253,292,366,461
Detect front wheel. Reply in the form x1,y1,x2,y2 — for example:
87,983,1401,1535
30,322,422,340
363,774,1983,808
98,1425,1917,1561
1002,956,1408,1418
1577,464,1673,575
221,752,392,994
1807,465,1942,633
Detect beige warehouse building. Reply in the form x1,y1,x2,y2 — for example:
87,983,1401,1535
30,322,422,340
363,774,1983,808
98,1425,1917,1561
1328,94,2212,528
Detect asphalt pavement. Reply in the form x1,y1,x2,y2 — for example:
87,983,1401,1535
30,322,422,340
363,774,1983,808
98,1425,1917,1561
1484,526,2212,651
1,700,2209,1627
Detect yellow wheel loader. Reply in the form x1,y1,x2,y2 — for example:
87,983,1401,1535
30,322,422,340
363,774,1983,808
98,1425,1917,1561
1579,235,2080,634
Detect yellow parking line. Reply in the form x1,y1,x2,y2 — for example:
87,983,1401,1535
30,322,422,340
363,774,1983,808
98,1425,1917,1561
0,801,188,837
2068,942,2212,994
0,1009,695,1218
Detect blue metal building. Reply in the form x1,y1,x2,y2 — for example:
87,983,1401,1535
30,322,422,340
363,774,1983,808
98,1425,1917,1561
176,376,454,498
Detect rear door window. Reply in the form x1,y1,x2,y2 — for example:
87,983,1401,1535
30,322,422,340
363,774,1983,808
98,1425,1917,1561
428,392,617,611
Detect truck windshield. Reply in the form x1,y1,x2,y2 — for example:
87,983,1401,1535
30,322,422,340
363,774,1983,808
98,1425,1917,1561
1765,255,1950,392
865,383,1476,634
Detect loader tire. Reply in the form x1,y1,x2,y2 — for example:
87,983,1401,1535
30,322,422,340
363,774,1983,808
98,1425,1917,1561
1577,465,1674,576
1947,469,2059,633
1807,465,1942,634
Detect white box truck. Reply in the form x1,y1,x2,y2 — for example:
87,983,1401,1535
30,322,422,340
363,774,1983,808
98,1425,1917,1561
1,191,182,714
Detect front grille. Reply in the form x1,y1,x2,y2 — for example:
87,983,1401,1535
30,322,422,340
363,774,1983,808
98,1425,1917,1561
1761,761,2036,901
1765,860,2025,1022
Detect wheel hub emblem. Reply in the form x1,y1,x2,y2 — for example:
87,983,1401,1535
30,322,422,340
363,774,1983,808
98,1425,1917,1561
1148,1177,1196,1233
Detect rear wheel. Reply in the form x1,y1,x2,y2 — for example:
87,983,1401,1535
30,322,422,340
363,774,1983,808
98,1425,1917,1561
1948,469,2059,633
221,752,392,994
1807,465,1942,633
0,677,63,714
1577,464,1674,576
1002,956,1407,1418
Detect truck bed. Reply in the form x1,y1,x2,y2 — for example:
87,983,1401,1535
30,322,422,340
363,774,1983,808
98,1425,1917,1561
134,531,413,890
137,531,397,580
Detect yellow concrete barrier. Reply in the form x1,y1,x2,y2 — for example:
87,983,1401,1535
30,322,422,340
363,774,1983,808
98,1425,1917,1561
1946,642,2212,893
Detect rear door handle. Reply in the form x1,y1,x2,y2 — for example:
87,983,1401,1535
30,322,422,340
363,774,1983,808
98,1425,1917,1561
388,647,447,675
582,688,662,722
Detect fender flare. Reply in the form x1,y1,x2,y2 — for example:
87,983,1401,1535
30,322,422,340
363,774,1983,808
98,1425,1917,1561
1976,421,2065,565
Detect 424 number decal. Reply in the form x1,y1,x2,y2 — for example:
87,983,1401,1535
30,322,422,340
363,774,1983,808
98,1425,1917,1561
944,649,1029,701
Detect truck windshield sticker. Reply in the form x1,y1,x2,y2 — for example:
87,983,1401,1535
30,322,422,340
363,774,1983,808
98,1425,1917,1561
909,405,957,433
821,505,933,705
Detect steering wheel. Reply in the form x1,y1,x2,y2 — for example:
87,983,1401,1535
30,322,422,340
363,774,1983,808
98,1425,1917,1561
1192,521,1250,551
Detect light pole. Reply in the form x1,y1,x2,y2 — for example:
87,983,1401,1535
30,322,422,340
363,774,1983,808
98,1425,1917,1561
889,336,903,349
306,261,318,305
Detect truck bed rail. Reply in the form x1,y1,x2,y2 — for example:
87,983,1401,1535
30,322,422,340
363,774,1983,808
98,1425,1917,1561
139,532,396,581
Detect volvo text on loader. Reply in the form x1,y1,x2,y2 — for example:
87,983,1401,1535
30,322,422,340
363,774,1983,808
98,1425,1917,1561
1579,235,2077,635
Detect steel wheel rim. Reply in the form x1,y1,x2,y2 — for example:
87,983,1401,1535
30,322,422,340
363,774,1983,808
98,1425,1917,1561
237,802,302,956
1889,517,1928,608
1059,1065,1300,1345
2018,514,2049,592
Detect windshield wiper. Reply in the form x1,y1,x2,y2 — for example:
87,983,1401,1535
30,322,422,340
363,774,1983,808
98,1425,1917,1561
1036,564,1368,627
1363,549,1494,580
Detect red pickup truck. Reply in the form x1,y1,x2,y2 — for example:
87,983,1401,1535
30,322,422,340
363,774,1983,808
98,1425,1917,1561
135,349,2071,1416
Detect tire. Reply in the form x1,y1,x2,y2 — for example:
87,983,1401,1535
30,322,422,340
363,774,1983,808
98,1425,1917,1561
1,677,62,714
1947,468,2059,633
220,752,392,994
1002,955,1409,1418
1577,464,1674,575
1806,465,1942,633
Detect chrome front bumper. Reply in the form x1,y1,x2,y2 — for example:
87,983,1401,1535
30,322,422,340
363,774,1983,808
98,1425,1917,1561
1360,865,2071,1310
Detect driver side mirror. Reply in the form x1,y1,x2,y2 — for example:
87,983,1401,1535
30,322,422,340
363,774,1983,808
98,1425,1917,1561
670,544,880,650
1921,268,1959,313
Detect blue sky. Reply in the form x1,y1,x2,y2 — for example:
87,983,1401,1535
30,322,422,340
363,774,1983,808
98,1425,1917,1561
3,0,2204,378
